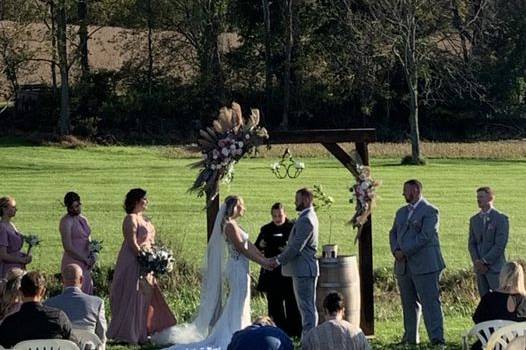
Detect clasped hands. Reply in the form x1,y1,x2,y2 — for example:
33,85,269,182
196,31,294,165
394,249,406,262
261,257,279,271
473,259,489,274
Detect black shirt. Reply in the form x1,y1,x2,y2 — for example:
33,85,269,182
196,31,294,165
255,219,294,258
254,219,294,291
0,302,73,348
472,291,526,324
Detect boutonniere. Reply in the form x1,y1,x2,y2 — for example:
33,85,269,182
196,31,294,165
410,220,422,231
487,223,495,231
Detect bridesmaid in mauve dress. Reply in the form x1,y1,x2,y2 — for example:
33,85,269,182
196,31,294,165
0,196,32,279
59,192,94,294
108,188,177,344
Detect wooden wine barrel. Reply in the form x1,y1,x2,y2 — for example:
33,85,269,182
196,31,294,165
316,255,361,327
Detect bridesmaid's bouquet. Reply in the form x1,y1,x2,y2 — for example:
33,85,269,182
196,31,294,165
89,239,103,256
21,234,41,255
137,245,175,277
88,239,103,267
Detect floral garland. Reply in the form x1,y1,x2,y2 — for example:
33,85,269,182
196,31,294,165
348,152,380,244
189,102,269,199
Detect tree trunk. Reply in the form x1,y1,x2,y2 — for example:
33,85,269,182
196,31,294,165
262,0,271,124
147,0,153,97
408,79,421,162
50,1,58,98
57,0,70,135
281,0,293,129
78,0,89,78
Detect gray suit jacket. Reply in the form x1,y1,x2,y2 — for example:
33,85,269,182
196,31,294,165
45,287,107,343
389,198,445,276
468,208,509,274
279,207,319,277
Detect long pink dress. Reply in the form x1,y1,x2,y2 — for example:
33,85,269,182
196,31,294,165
61,215,93,294
0,222,26,279
107,215,177,344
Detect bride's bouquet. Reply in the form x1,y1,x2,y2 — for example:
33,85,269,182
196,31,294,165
21,233,41,255
137,245,175,277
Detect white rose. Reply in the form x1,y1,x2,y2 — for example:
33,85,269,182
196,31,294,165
245,134,250,140
230,144,236,151
360,181,370,190
211,164,217,170
221,148,230,157
238,141,244,148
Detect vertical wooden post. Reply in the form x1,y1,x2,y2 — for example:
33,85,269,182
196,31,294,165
206,186,220,241
355,141,374,336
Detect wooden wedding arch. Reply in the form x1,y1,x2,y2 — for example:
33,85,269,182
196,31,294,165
204,128,376,335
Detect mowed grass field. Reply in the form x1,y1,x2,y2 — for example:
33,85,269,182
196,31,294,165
1,141,526,348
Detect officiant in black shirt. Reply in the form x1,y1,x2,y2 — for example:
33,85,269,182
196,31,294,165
255,203,302,337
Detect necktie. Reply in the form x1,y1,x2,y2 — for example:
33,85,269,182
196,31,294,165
407,205,415,221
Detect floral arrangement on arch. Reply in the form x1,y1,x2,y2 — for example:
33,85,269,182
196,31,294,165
189,102,269,199
348,151,381,244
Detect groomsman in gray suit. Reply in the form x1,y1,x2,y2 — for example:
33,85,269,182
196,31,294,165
45,264,107,346
273,188,319,340
389,179,445,346
468,186,509,297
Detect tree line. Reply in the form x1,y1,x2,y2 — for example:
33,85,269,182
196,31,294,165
0,0,525,161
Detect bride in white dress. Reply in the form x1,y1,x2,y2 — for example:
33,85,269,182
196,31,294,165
152,195,270,349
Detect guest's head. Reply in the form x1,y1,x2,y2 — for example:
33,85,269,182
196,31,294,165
295,188,313,212
224,195,245,220
124,188,148,214
499,261,525,295
323,291,345,319
61,264,83,289
270,202,286,226
0,196,17,220
64,191,82,216
20,271,46,302
253,315,275,327
403,179,423,204
0,268,24,319
476,187,494,211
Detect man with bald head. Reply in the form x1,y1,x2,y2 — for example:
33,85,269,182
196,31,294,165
45,264,107,346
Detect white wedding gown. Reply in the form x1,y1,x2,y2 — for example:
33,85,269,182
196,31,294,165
152,219,251,350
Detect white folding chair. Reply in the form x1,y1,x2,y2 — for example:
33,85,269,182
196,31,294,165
486,322,526,350
506,335,526,350
12,339,79,350
71,329,104,350
461,320,516,350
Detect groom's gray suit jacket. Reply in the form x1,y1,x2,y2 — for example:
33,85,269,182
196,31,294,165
279,207,319,277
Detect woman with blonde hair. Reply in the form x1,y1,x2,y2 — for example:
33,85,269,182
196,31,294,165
0,267,24,323
0,196,31,278
153,195,272,349
471,261,526,349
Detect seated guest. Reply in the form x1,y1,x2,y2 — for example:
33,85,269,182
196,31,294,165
473,261,526,323
45,264,107,346
227,316,293,350
471,261,526,350
0,271,74,348
0,267,24,323
302,292,370,350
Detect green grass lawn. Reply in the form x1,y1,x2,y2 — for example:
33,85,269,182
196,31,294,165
1,143,525,348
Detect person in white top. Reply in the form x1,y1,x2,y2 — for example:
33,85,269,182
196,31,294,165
468,186,509,297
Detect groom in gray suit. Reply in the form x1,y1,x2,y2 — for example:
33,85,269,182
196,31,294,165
389,179,445,346
468,186,509,297
273,188,319,340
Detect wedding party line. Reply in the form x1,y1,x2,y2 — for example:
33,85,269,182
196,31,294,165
0,180,522,349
